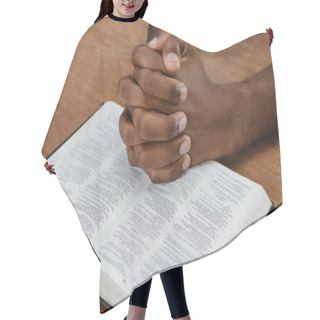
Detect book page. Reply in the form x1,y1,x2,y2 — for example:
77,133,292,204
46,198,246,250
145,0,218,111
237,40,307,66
48,102,150,254
48,101,271,307
98,158,271,304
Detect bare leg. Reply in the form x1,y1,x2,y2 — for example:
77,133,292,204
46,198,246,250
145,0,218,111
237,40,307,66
126,305,147,320
126,278,152,320
173,315,191,320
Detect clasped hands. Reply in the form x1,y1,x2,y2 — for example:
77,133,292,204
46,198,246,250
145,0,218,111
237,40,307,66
45,30,276,181
118,30,243,183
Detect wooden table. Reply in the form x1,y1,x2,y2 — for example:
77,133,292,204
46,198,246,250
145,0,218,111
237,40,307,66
42,17,282,313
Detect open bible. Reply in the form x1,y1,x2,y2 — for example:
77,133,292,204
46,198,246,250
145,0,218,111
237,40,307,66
48,101,274,312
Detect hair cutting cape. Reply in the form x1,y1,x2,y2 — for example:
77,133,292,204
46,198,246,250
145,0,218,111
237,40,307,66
42,15,281,313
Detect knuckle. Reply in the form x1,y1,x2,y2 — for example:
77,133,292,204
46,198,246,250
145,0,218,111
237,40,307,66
119,111,131,145
117,77,130,102
166,165,180,182
118,122,126,143
132,145,145,167
168,83,180,102
165,119,177,140
168,35,178,42
132,44,146,66
142,94,153,109
123,86,133,105
147,169,158,184
167,35,177,47
134,115,143,134
120,125,131,145
158,99,176,115
166,35,182,56
136,113,152,139
117,78,125,100
142,89,176,115
132,66,140,81
140,69,153,93
127,147,137,166
118,79,131,104
133,113,147,139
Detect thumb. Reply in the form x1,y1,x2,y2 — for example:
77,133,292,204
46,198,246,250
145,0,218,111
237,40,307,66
161,35,184,73
147,29,171,50
147,30,184,73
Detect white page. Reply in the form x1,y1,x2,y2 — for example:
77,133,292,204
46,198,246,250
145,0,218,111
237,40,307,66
48,101,150,254
48,101,272,307
99,159,272,302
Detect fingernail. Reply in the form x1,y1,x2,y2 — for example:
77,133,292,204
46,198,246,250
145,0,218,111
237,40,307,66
182,156,190,171
167,52,179,63
147,36,157,48
180,139,190,155
178,116,187,133
177,84,188,102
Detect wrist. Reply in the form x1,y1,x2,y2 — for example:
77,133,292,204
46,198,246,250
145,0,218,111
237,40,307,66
231,80,253,153
232,66,278,153
211,82,240,158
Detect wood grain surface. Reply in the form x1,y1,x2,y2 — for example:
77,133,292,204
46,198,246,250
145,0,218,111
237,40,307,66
42,18,282,209
41,17,282,315
42,17,149,159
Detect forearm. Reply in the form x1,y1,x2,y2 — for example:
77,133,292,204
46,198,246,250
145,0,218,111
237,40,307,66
200,33,272,84
230,64,278,153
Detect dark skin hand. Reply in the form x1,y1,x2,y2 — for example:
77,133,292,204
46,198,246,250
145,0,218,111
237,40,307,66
118,30,277,183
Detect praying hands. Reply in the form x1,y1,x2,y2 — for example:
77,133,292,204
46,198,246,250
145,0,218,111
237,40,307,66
118,29,277,183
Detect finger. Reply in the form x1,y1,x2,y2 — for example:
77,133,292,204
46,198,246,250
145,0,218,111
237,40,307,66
131,45,174,77
147,28,172,51
133,67,187,104
118,75,180,114
127,135,191,169
148,34,185,73
128,106,187,141
145,154,191,184
119,107,148,146
118,75,143,106
162,35,185,73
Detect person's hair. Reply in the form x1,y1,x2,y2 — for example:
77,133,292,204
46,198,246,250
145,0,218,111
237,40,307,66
94,0,148,23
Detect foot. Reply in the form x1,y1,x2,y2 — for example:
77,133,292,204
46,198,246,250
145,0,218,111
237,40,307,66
126,305,147,320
